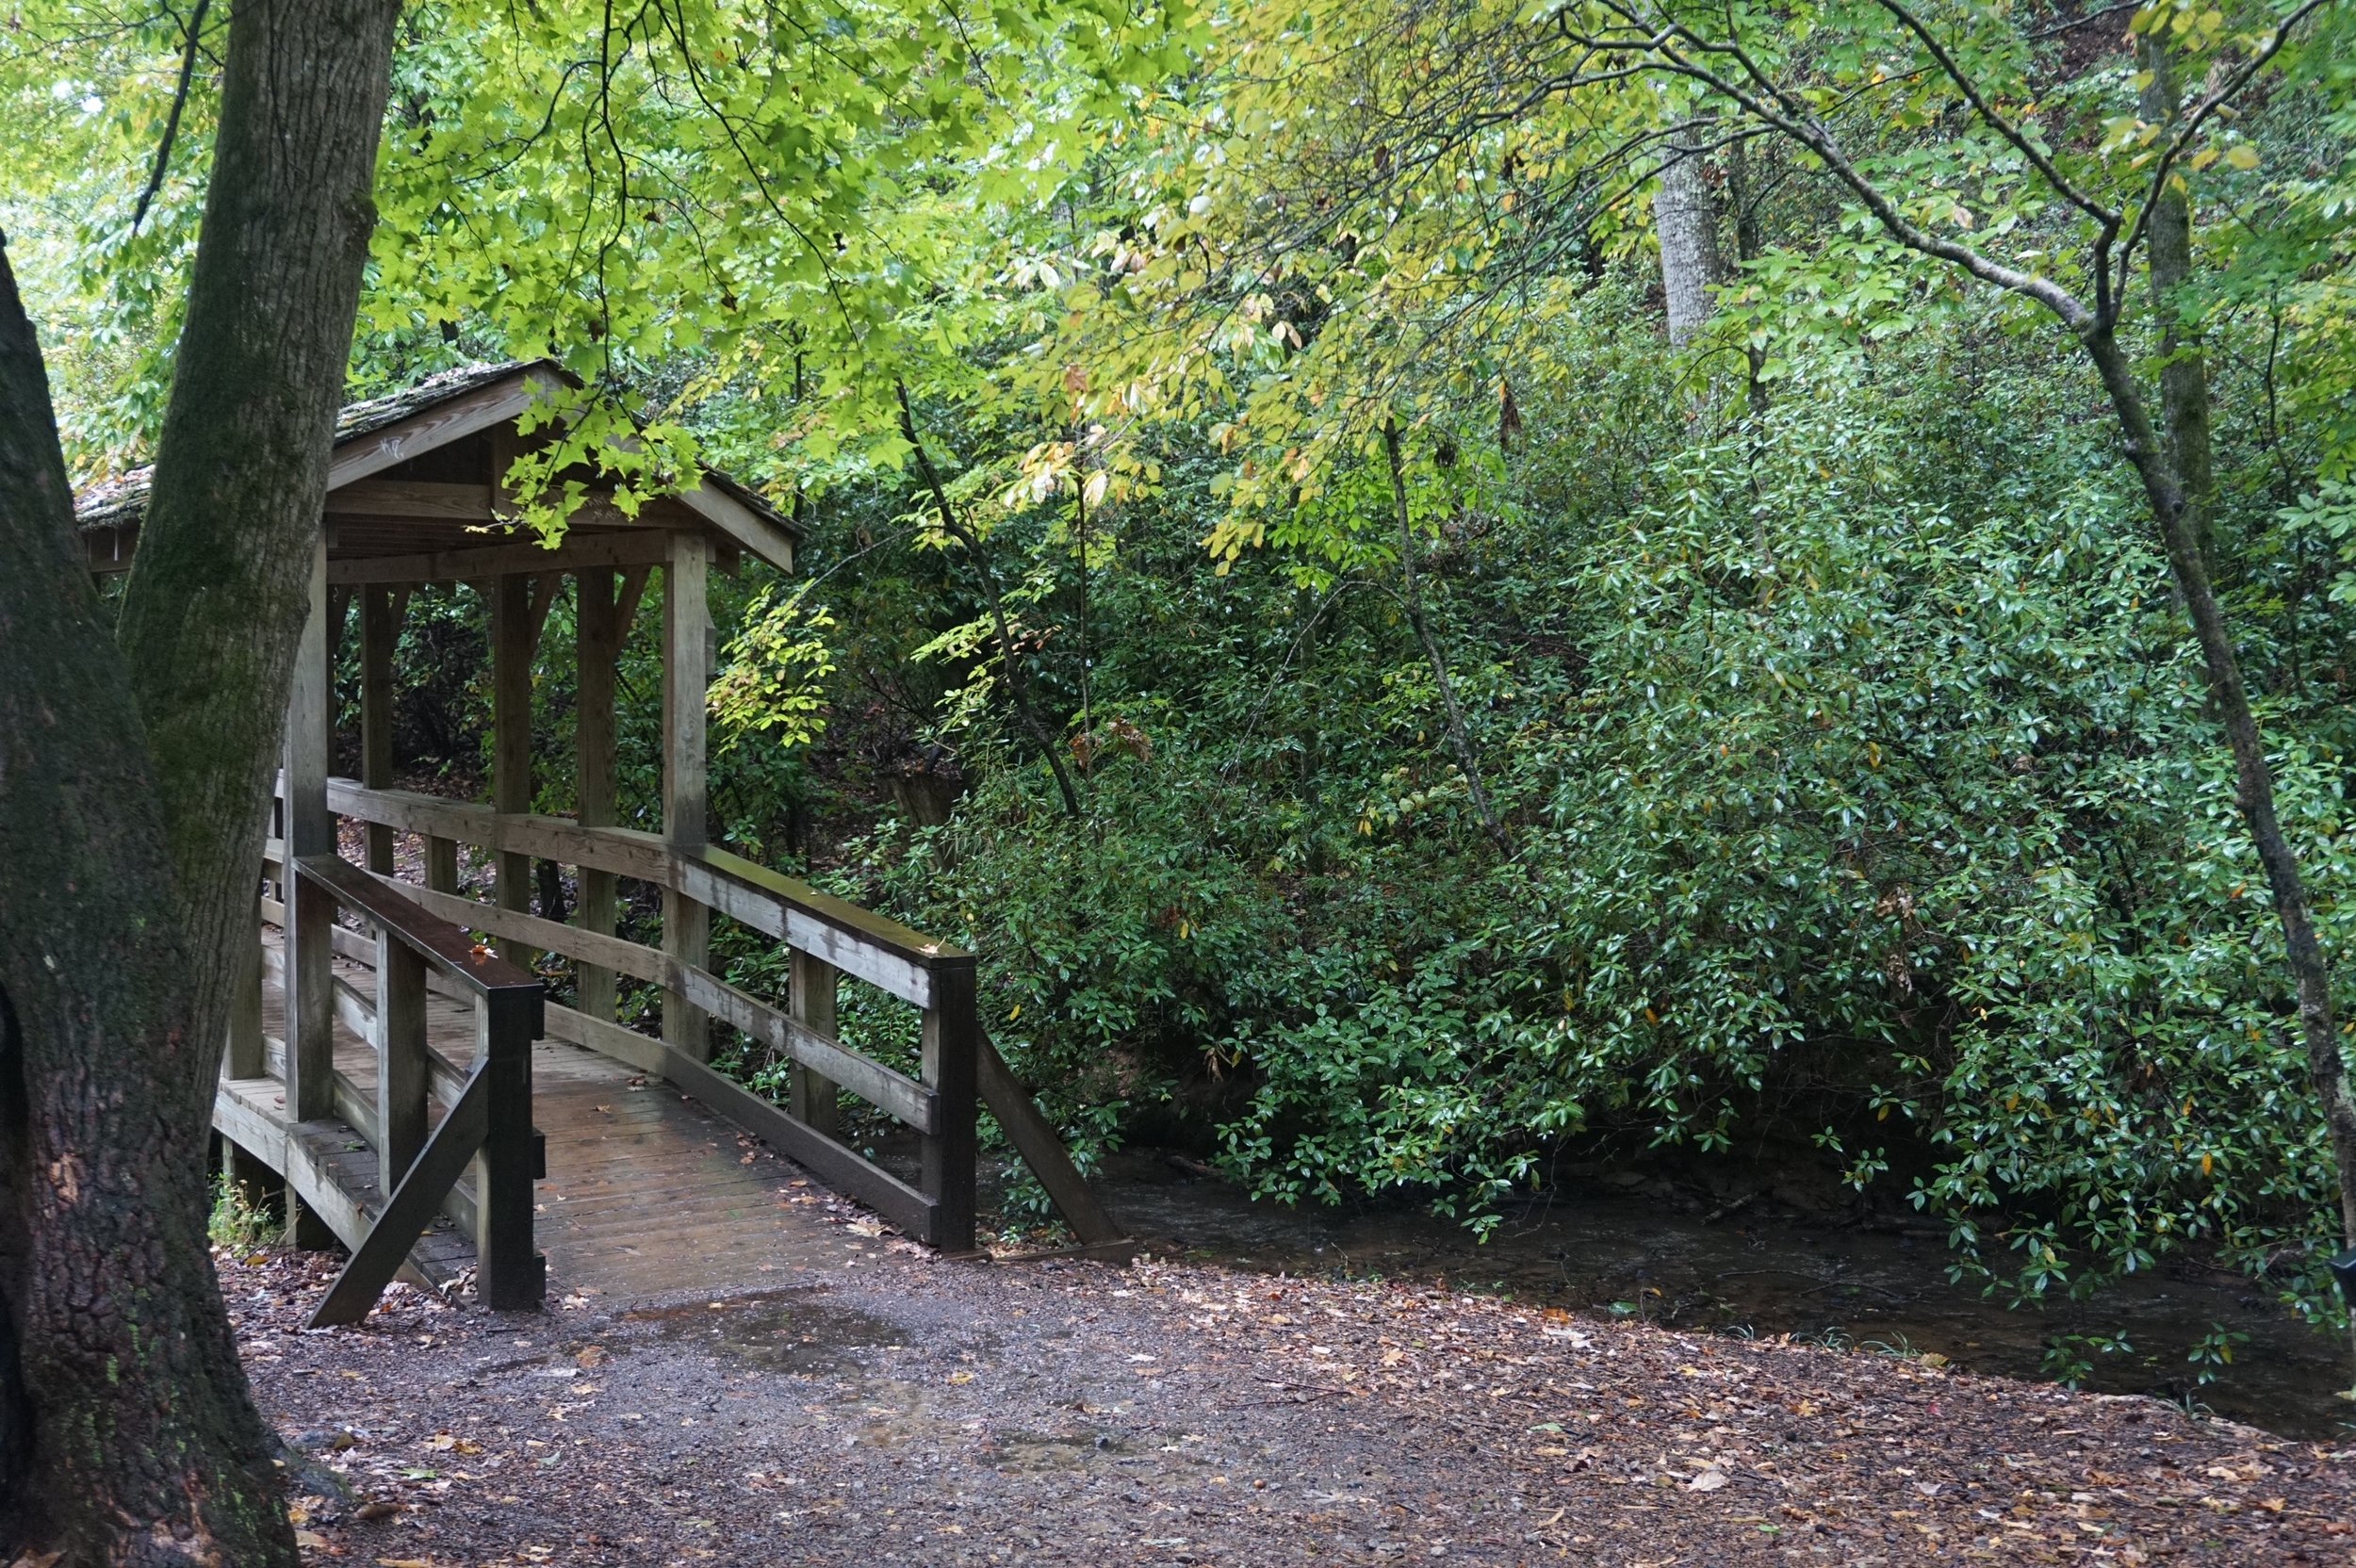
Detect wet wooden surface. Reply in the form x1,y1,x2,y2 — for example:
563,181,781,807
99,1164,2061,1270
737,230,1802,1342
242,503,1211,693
254,934,879,1305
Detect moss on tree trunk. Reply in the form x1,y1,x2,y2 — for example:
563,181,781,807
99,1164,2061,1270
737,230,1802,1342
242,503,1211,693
0,0,401,1558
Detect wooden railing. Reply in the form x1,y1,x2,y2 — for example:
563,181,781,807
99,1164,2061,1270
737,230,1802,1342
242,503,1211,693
237,851,545,1326
318,778,1127,1256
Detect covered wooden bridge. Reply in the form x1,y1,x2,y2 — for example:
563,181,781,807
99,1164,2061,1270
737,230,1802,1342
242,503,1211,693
78,362,1124,1323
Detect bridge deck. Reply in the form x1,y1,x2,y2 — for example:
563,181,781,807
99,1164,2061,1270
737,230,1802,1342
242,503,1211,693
250,939,873,1304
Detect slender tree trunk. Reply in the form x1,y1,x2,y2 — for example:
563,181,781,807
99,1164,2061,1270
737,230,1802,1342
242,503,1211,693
2136,35,2217,569
2080,325,2356,1265
1655,114,1726,348
0,0,401,1557
1383,419,1510,856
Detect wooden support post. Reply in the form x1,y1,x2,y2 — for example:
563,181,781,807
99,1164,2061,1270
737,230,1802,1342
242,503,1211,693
472,990,545,1310
920,956,979,1253
225,906,265,1079
376,930,429,1185
576,569,621,1021
359,585,405,874
425,835,458,895
662,535,713,1060
492,573,537,968
288,1198,336,1251
789,948,841,1139
221,1139,283,1230
281,532,335,1123
328,585,354,674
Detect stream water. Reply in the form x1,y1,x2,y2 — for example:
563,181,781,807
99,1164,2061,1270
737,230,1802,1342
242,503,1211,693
1020,1148,2356,1441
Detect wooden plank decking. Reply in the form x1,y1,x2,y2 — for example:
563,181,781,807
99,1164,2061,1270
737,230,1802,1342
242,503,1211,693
240,934,880,1306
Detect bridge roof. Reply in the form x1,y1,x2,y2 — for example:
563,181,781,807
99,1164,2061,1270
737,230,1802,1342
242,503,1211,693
75,360,798,576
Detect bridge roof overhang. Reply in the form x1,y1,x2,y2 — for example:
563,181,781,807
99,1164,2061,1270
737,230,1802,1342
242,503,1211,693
76,360,798,581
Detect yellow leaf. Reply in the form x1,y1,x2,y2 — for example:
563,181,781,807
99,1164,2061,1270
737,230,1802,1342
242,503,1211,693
2223,144,2260,171
2201,1152,2214,1176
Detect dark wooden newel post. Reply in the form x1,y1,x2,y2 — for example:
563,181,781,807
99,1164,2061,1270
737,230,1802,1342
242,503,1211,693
921,956,979,1253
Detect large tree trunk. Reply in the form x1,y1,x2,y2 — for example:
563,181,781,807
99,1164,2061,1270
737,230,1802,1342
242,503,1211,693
1,246,295,1567
0,0,401,1557
1655,114,1726,348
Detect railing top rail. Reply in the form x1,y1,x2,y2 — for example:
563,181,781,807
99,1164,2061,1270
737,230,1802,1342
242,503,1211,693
296,853,542,1003
686,843,971,969
319,778,972,987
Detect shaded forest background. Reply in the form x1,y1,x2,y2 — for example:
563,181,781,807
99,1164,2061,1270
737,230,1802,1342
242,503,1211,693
9,0,2356,1334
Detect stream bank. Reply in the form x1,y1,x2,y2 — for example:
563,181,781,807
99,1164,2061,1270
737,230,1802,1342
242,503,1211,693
1022,1149,2356,1442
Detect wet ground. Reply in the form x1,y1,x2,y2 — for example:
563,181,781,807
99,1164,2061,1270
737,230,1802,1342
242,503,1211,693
240,1246,2356,1567
1054,1150,2356,1441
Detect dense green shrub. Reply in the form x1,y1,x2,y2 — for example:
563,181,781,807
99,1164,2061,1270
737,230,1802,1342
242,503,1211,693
813,327,2356,1319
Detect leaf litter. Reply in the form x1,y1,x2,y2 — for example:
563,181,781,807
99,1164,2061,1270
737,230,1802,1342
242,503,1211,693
221,1245,2353,1564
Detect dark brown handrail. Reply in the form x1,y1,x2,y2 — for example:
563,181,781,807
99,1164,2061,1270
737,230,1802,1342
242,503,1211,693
299,851,542,1019
292,855,545,1320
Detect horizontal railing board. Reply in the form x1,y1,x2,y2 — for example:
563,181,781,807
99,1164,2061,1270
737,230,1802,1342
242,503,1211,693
263,971,470,1107
332,975,378,1050
545,1002,665,1074
659,1045,938,1244
678,846,969,1004
320,781,968,1004
382,874,670,988
325,779,672,881
672,967,936,1134
376,872,932,1129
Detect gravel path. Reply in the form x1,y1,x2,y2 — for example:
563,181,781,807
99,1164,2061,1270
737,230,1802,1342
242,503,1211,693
229,1246,2354,1566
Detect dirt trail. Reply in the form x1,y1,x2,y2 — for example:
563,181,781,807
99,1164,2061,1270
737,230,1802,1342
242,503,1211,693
230,1245,2351,1567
